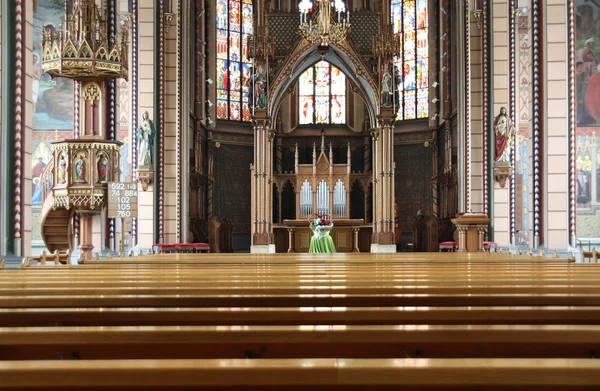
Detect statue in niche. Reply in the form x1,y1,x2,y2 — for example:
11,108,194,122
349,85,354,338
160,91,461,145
381,61,394,108
493,107,514,163
253,63,267,110
97,154,108,183
137,111,155,168
74,154,87,182
57,154,67,185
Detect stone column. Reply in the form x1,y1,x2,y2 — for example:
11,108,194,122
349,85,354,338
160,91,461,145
251,114,275,253
370,109,396,253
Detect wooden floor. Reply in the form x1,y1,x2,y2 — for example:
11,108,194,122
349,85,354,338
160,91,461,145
1,251,600,390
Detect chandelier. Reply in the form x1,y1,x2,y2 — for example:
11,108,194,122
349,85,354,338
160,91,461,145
298,0,350,47
41,0,128,80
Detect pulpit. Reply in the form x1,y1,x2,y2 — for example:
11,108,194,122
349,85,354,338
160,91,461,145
451,213,491,252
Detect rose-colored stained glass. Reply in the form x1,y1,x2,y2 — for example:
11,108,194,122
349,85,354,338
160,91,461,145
217,100,228,119
217,30,228,59
393,0,428,121
241,34,249,62
217,59,228,89
216,0,252,121
229,0,241,32
229,32,240,61
230,62,241,89
416,0,427,29
242,63,251,98
230,101,241,120
242,103,251,121
417,29,427,58
299,95,314,125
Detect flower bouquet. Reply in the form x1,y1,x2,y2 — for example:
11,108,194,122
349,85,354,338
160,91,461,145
309,213,334,238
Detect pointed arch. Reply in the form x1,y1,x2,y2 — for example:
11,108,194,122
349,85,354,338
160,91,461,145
269,41,379,128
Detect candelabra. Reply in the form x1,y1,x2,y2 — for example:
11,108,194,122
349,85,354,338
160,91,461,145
298,0,350,47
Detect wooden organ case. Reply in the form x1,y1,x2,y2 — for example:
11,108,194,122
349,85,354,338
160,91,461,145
273,135,372,252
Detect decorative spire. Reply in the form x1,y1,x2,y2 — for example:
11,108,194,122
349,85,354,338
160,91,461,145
41,0,128,80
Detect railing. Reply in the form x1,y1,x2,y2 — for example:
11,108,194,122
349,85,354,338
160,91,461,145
40,158,54,202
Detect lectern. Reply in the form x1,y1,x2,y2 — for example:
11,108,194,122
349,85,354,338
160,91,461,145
451,213,491,252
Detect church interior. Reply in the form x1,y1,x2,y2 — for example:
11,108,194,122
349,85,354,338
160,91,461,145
1,0,600,388
0,0,597,259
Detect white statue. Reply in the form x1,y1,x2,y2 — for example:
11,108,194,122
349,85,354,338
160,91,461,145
137,111,155,168
318,0,331,33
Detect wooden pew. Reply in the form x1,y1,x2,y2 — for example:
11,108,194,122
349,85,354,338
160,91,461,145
581,247,598,263
1,325,600,360
0,358,599,390
3,306,600,327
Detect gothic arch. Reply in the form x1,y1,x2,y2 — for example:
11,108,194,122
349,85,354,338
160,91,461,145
269,41,378,128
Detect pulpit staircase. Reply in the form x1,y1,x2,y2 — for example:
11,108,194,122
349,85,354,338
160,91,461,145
39,160,73,254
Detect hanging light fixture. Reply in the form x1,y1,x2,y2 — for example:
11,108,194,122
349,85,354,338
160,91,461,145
298,0,350,47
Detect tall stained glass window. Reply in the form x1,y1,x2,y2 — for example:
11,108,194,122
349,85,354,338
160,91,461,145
216,0,253,121
391,0,428,120
299,61,346,125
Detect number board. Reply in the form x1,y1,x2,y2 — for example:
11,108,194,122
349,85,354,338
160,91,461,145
107,182,138,219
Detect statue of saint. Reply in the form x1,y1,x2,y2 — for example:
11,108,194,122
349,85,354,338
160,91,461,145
254,64,267,110
381,65,393,108
137,111,155,168
318,0,331,33
74,155,86,182
57,155,67,184
97,154,108,183
493,107,514,163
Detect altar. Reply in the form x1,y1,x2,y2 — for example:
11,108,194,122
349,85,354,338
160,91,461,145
270,134,373,253
274,219,372,252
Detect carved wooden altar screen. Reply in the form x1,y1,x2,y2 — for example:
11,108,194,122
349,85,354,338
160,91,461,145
273,135,372,252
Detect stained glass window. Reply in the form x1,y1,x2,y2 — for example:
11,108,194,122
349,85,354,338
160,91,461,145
216,0,252,121
391,0,428,120
299,61,346,125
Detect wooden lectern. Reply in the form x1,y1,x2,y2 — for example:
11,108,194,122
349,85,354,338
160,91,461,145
451,213,491,252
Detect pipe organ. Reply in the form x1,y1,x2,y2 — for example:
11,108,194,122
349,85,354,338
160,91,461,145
273,133,372,252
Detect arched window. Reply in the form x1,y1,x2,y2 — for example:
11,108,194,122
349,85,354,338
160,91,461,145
299,61,346,125
391,0,428,120
216,0,253,121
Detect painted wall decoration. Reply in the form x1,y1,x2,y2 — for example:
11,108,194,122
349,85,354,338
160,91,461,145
391,0,429,120
298,61,346,125
575,0,600,240
31,140,53,204
33,0,75,131
216,0,253,121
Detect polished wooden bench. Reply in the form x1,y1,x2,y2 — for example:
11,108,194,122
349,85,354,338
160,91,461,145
0,358,599,390
1,324,599,360
3,306,600,327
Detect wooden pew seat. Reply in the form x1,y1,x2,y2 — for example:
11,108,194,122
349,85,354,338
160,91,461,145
2,306,600,327
0,358,599,390
1,324,599,360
